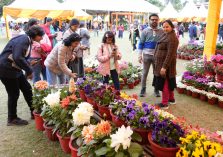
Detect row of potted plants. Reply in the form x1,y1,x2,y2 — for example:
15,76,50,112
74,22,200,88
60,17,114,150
32,79,223,157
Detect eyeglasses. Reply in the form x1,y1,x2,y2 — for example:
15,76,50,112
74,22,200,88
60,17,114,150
150,19,159,21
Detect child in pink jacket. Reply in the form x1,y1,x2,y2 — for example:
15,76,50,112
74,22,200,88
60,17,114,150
97,31,122,90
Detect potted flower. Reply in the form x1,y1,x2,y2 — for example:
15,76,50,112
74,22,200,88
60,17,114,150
95,86,117,120
204,57,215,76
32,80,51,131
119,78,125,90
215,63,223,82
148,119,185,157
176,82,186,94
127,77,135,89
76,77,89,101
78,124,143,157
207,93,218,105
176,131,223,157
199,90,208,101
218,96,223,109
68,102,96,157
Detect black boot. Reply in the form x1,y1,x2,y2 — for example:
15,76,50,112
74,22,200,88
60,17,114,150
140,87,146,97
154,89,160,97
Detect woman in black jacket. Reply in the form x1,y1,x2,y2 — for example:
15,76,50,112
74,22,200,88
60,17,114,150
0,25,45,126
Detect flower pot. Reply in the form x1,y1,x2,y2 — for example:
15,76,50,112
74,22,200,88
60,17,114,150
86,96,98,110
208,97,218,105
128,83,134,89
110,110,126,127
56,132,71,154
134,80,138,86
177,87,184,94
192,92,200,98
186,90,192,96
200,94,207,101
69,139,79,157
97,104,112,120
148,133,179,157
33,111,45,131
43,123,58,141
120,83,125,90
178,55,182,59
79,89,87,101
216,74,223,82
123,78,127,85
133,128,150,145
218,100,223,109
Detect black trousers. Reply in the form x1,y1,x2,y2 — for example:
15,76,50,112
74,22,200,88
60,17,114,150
68,57,85,78
1,74,33,120
103,69,120,90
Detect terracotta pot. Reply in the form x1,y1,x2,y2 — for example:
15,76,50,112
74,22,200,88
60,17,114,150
79,89,87,101
33,111,45,131
200,94,207,101
56,132,71,154
97,104,112,120
133,128,151,145
120,83,125,90
192,92,200,98
148,133,179,157
217,74,223,82
208,97,218,105
123,78,127,85
43,123,58,141
86,96,98,110
186,90,192,96
128,83,134,89
134,80,138,86
177,87,185,94
110,110,126,127
218,100,223,109
69,139,79,157
178,55,182,59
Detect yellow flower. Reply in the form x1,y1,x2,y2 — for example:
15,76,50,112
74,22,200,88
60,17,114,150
191,131,199,139
176,147,189,157
186,134,194,141
203,141,212,151
213,143,223,153
200,134,207,141
180,137,190,144
195,140,202,148
191,148,204,157
208,148,217,157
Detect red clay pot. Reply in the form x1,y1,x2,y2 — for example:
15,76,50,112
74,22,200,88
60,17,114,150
208,97,218,105
148,133,179,157
56,132,71,154
128,83,134,89
79,89,87,101
218,100,223,109
97,104,112,120
69,139,79,157
216,74,223,82
186,90,192,96
200,94,207,101
177,87,185,94
123,78,127,85
43,122,58,141
33,111,45,131
86,96,98,110
120,83,125,90
192,92,200,98
110,110,126,127
133,128,151,145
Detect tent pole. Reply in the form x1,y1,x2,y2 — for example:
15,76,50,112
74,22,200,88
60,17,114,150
116,13,118,30
4,15,10,39
203,0,222,60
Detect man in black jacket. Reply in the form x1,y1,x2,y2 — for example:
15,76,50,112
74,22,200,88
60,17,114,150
0,25,45,126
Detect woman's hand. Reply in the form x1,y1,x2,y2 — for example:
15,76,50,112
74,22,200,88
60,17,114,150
160,68,166,77
70,73,77,78
70,55,76,62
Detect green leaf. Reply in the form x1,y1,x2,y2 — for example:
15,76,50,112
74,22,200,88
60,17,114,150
132,132,142,142
95,147,109,156
128,143,143,156
115,152,125,157
76,137,83,147
67,126,76,134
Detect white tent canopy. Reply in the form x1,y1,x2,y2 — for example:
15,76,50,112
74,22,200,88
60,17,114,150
197,5,208,18
62,0,160,13
178,1,199,18
93,16,103,22
159,2,178,19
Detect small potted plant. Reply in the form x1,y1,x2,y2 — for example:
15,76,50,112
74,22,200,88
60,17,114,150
215,63,223,82
127,77,135,89
32,80,51,131
119,78,125,90
148,119,185,157
76,77,89,101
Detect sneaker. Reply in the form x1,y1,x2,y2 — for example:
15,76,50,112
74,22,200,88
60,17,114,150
156,103,169,110
169,99,176,105
7,117,29,126
140,87,146,97
154,90,161,97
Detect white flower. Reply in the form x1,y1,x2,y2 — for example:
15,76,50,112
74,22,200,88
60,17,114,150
186,86,195,91
218,96,223,101
43,91,60,108
110,126,133,152
155,109,175,120
78,102,94,115
177,82,187,88
72,106,93,126
207,93,218,99
216,131,223,141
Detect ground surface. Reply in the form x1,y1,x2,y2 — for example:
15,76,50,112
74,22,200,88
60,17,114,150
0,31,222,157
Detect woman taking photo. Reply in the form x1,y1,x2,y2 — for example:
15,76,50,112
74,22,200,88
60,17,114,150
153,20,179,109
44,33,81,85
97,31,122,90
0,25,45,126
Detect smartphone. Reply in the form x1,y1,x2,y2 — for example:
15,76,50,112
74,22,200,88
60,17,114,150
34,58,42,62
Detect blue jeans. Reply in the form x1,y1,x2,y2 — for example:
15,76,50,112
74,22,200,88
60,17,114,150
46,68,65,85
31,61,46,83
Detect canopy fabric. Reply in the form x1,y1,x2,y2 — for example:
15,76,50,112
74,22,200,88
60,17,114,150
159,2,178,19
197,5,208,18
178,1,199,18
62,0,160,13
93,16,103,22
3,0,74,19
